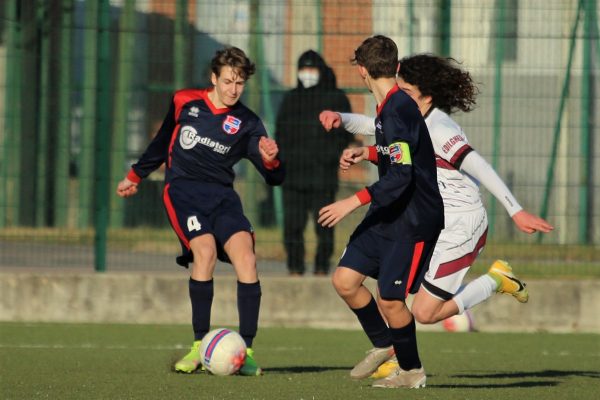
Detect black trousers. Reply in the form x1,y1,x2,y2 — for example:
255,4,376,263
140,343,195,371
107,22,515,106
283,187,336,275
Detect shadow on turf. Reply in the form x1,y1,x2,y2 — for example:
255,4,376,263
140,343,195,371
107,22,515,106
429,369,600,388
265,366,349,374
431,381,560,389
452,370,600,380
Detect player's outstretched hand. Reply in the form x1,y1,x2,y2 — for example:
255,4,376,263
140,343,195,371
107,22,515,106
318,196,361,228
512,210,554,234
116,178,138,198
340,147,367,171
319,110,341,131
259,136,279,162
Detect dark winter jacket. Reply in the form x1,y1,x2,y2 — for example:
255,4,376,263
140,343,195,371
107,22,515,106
276,50,354,191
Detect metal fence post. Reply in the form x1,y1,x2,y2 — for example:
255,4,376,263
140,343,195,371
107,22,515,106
579,0,596,243
110,0,136,229
35,0,50,227
95,0,111,272
489,0,507,236
79,1,98,229
1,0,22,227
539,0,583,242
55,0,74,227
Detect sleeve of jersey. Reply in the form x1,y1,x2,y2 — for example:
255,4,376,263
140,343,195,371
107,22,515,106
246,121,285,186
339,113,376,136
364,110,415,209
460,151,523,216
129,101,176,181
430,123,472,167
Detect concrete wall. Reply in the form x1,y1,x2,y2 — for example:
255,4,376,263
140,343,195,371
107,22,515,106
1,271,599,333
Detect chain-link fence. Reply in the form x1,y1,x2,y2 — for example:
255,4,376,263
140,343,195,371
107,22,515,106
0,0,598,273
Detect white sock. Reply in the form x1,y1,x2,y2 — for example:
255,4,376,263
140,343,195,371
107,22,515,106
452,274,498,314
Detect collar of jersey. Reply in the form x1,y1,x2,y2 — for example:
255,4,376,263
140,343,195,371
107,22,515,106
376,84,400,116
202,88,233,115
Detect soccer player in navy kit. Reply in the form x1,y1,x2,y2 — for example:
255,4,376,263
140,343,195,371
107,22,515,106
116,47,285,375
317,36,444,388
320,54,554,379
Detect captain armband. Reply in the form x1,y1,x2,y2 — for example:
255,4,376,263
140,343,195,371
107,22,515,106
388,142,412,165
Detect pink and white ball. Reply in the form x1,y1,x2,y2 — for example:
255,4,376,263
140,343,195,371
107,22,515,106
199,328,247,375
442,310,476,332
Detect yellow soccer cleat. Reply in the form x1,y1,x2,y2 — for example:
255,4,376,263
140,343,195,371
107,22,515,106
174,340,202,373
370,357,399,379
488,260,529,303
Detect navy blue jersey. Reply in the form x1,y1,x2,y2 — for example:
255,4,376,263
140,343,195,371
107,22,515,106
363,85,444,240
128,88,285,186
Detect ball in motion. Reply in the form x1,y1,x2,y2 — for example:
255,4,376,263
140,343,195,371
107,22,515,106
442,310,475,332
199,328,247,376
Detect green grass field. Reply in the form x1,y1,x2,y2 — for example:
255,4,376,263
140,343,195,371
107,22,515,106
1,323,598,400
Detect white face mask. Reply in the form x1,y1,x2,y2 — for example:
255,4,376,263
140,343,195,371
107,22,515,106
298,70,320,88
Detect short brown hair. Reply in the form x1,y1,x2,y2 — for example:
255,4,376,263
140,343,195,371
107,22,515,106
351,35,398,79
211,46,256,80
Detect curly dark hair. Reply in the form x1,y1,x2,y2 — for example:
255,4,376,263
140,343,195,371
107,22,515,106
211,46,256,80
397,54,479,114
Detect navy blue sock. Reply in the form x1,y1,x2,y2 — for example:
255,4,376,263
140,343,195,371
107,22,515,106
237,281,262,348
189,278,213,341
390,318,421,371
351,297,392,348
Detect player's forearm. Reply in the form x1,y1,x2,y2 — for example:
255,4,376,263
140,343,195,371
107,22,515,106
130,104,175,180
340,113,376,136
461,151,522,216
263,165,285,186
254,156,285,186
130,151,167,180
366,166,412,209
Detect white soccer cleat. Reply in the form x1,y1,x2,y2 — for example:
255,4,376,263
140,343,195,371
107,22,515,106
350,345,395,379
372,366,426,388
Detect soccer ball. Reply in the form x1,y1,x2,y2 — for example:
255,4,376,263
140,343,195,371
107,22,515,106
442,310,475,332
199,328,247,376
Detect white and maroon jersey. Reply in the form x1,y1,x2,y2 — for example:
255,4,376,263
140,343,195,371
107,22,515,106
340,109,522,217
426,108,482,213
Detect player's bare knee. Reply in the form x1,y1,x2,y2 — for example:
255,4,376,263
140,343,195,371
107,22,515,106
412,306,438,325
331,272,356,298
238,250,256,268
378,298,408,314
231,251,258,281
194,246,217,266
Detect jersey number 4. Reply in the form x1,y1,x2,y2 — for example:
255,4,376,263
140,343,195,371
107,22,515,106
187,216,202,232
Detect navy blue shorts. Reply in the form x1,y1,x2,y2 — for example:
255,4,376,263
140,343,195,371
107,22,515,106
162,179,253,267
339,225,438,300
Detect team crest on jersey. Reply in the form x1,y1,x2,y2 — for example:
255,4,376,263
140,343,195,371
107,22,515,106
222,115,242,135
389,142,412,165
389,143,403,163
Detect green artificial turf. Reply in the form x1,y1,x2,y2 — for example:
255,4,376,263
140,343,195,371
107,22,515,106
1,323,598,400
